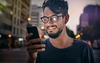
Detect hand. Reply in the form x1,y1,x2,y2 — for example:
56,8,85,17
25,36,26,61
25,33,45,59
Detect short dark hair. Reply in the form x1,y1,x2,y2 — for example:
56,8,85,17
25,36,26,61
42,0,68,17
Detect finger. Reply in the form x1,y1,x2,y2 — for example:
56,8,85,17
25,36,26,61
27,44,45,50
24,42,28,47
26,38,42,47
28,48,45,53
25,33,33,41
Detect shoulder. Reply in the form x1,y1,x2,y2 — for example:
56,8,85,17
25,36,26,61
75,39,87,44
74,39,90,48
73,39,93,53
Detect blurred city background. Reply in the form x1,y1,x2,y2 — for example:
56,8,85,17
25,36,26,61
0,0,100,63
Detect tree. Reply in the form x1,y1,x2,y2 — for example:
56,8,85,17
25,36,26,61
81,25,95,41
66,26,75,38
93,20,100,39
81,19,100,43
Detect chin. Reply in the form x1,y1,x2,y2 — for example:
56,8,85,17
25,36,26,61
47,30,62,38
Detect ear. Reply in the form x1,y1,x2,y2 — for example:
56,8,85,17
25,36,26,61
65,14,69,24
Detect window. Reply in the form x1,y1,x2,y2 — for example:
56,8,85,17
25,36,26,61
13,27,15,34
31,12,38,16
18,10,20,16
17,19,19,25
14,17,16,24
1,10,12,20
18,1,20,8
15,7,16,14
17,28,19,35
15,0,17,5
0,23,12,31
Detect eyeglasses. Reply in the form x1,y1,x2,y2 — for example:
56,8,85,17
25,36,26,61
41,14,62,24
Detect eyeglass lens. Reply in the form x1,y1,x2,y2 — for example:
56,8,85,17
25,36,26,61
41,14,62,23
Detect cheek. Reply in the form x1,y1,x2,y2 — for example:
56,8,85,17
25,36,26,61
58,18,64,24
57,20,64,28
62,18,65,24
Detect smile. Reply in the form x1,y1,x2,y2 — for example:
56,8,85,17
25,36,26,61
48,27,56,30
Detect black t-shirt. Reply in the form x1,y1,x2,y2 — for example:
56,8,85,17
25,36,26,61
36,39,95,63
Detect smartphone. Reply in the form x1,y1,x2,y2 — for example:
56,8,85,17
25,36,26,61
26,26,41,44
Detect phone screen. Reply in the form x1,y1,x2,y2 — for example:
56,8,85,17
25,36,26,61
26,26,41,44
26,26,40,40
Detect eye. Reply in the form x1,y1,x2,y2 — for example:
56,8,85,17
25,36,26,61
41,17,48,23
50,16,57,21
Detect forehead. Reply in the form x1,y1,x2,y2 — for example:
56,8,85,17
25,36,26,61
43,7,55,16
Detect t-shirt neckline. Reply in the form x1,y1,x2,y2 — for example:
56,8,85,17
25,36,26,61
47,38,77,51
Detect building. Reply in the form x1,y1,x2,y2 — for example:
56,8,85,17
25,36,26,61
0,0,30,48
77,13,89,33
28,5,43,28
83,5,100,25
77,4,100,34
28,4,46,38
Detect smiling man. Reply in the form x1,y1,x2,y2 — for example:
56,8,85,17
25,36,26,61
25,0,95,63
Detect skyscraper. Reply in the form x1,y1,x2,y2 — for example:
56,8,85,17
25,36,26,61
0,0,30,48
77,4,100,34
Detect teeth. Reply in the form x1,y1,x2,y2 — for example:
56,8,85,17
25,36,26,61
48,27,55,30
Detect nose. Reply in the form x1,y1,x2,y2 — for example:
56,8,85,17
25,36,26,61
45,19,54,27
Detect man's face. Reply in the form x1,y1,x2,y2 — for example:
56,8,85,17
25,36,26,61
42,7,65,38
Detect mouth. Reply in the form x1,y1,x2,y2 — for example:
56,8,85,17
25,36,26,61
47,26,57,32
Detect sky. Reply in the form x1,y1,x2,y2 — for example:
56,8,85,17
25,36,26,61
31,0,100,35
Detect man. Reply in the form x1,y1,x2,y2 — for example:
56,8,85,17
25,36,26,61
25,0,95,63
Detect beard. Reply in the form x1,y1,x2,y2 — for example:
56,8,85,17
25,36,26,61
46,27,63,38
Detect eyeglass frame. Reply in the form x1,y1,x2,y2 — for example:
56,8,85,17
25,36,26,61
40,14,62,24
